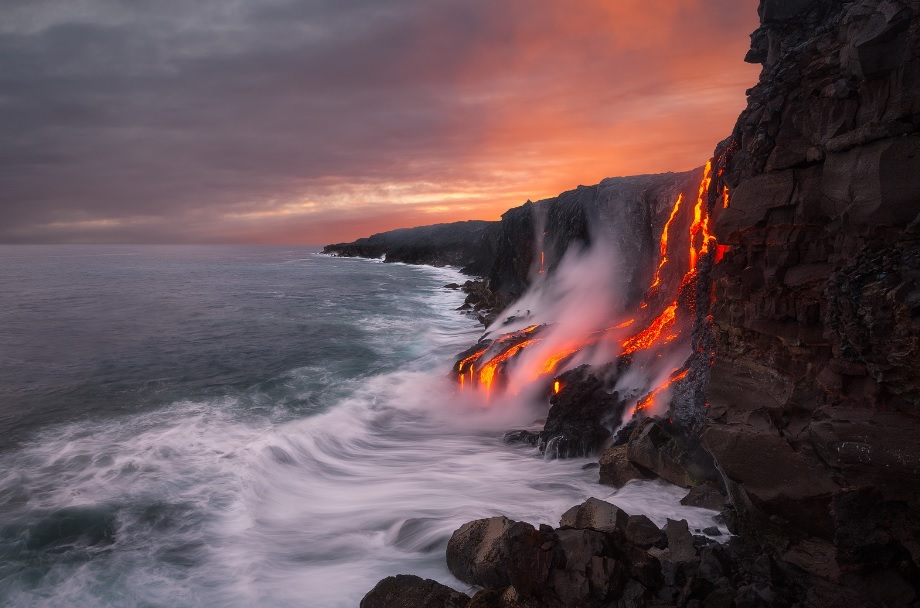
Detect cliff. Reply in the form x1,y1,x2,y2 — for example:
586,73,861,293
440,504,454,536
356,1,920,605
703,0,920,600
326,171,699,313
323,220,498,275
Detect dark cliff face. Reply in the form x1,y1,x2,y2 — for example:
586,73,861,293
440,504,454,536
323,220,498,275
325,171,699,312
704,0,920,594
487,172,698,309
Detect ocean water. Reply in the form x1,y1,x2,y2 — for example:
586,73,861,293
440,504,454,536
0,245,723,607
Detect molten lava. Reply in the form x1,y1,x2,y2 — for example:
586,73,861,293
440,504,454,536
688,161,714,270
458,348,488,373
453,151,728,418
621,303,678,355
636,369,689,412
648,193,683,293
478,338,541,391
536,346,581,378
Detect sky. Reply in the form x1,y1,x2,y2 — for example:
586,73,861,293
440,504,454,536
0,0,761,245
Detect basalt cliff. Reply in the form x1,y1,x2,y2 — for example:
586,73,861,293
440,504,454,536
346,0,920,606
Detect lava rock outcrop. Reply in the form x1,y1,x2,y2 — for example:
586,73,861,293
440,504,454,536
703,0,920,600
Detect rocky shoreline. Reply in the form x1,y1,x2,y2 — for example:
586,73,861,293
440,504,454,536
334,1,920,606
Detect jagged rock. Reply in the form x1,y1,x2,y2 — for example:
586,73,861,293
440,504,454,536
647,519,698,594
625,419,716,488
558,497,629,532
702,425,839,539
502,430,540,447
552,528,627,607
502,523,559,598
446,516,516,589
539,365,626,458
360,575,469,608
324,221,497,274
680,482,726,511
661,519,697,564
623,515,667,550
598,445,650,488
709,3,920,587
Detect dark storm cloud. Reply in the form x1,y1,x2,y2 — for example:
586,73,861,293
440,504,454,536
0,0,761,244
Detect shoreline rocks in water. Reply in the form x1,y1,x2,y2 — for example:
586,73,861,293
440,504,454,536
364,496,881,608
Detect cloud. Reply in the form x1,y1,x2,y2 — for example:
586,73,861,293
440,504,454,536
0,0,761,244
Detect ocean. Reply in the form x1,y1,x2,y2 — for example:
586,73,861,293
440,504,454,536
0,245,721,607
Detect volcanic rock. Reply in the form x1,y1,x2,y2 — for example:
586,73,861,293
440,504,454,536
446,516,517,589
360,575,469,608
502,430,540,447
696,0,920,601
323,221,497,275
538,365,626,458
598,445,650,488
679,482,726,512
558,497,629,532
624,419,718,489
623,515,667,550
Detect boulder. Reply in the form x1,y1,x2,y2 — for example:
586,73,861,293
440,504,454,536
360,575,470,608
623,515,667,550
551,528,627,607
559,498,629,532
625,419,716,488
446,516,516,588
647,519,698,591
540,365,626,458
680,482,726,511
502,522,559,598
598,445,649,488
701,426,839,539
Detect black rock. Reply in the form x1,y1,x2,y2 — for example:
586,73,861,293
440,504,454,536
360,574,469,608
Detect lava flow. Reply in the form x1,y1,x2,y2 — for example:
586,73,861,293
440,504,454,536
454,153,728,417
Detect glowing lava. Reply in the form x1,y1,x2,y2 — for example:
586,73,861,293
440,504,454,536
636,369,689,412
648,193,683,293
688,161,714,270
621,303,678,355
478,338,541,391
453,151,729,412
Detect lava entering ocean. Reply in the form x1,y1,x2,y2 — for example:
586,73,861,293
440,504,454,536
454,151,733,427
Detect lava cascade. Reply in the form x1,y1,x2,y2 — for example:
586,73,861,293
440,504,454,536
455,150,733,416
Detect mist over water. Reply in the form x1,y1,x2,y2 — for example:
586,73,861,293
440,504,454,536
0,246,723,607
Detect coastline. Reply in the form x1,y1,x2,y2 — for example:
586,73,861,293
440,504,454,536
347,1,920,605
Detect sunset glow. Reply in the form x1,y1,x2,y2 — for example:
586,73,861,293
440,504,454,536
0,0,760,244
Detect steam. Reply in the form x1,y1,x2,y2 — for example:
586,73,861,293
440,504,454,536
484,240,631,397
458,159,724,435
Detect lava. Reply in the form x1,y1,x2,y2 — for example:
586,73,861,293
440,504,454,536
536,346,581,378
636,368,689,412
648,193,683,293
478,338,542,391
453,152,727,418
621,303,678,355
458,348,488,373
688,161,714,270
